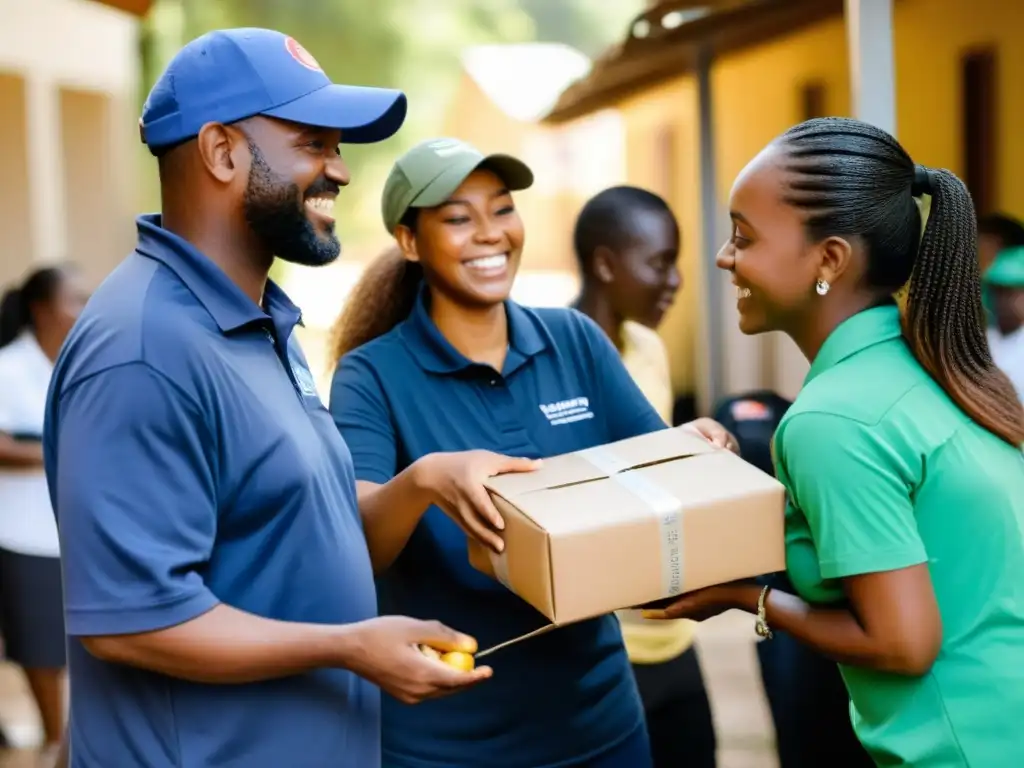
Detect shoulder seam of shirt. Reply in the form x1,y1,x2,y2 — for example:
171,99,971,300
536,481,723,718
780,384,967,477
518,305,570,357
561,307,597,360
57,360,211,441
923,417,986,471
333,348,401,433
532,303,576,331
341,335,410,381
785,374,931,432
532,305,574,320
137,259,182,366
559,306,599,343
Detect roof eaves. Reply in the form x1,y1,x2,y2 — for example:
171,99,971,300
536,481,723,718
544,0,844,124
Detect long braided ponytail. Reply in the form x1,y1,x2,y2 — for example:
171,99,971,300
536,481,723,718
905,167,1023,443
780,117,1024,446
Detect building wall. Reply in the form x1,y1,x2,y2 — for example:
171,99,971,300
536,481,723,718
711,0,1024,222
574,0,1024,405
710,17,852,201
0,0,140,288
710,15,852,400
445,73,582,278
0,74,33,282
893,0,1024,212
444,69,626,312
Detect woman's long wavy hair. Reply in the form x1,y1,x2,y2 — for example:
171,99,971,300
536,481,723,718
329,243,423,367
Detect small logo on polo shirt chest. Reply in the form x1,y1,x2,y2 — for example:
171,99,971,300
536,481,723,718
291,363,319,398
539,396,594,426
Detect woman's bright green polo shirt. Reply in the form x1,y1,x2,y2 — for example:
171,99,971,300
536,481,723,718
774,304,1024,767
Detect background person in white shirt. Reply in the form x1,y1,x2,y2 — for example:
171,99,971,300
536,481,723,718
984,247,1024,400
0,265,88,761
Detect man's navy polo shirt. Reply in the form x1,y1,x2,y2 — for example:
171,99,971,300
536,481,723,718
43,215,380,768
329,288,667,768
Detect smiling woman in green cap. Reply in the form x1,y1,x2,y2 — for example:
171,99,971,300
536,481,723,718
324,137,737,768
985,246,1024,399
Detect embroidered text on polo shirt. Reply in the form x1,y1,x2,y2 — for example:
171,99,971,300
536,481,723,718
539,396,594,426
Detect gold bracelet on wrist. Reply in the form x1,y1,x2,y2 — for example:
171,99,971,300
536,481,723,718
755,585,773,639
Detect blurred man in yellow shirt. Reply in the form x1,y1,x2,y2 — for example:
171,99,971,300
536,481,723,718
573,186,716,768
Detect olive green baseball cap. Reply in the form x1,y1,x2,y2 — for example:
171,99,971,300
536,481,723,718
984,247,1024,288
381,137,534,233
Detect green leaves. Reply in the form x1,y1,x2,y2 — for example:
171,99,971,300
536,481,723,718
136,0,643,244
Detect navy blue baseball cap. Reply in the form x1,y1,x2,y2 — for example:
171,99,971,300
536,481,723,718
140,28,407,152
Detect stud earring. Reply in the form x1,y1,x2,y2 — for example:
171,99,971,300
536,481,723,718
815,279,830,296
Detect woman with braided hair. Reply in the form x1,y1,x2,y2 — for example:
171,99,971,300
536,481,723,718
645,117,1024,765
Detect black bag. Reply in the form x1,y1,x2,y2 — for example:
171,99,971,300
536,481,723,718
712,390,792,476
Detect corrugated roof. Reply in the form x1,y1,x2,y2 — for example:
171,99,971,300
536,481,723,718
544,0,843,124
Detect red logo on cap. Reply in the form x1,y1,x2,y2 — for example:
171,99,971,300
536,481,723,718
285,37,323,72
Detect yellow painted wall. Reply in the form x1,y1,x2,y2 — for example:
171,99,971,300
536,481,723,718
708,16,853,400
711,16,851,202
443,72,581,274
599,0,1024,401
893,0,1024,213
711,0,1024,212
444,72,526,154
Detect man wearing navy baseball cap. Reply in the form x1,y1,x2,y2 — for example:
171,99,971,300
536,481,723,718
43,28,489,768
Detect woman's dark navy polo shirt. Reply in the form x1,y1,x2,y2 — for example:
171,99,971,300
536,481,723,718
329,289,668,768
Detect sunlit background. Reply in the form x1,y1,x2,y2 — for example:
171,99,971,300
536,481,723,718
1,0,1021,763
5,0,1021,414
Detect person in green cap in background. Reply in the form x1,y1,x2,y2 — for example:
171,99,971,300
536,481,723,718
978,214,1024,273
977,214,1024,326
985,246,1024,399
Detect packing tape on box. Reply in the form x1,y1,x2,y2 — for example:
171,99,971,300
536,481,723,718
578,446,684,597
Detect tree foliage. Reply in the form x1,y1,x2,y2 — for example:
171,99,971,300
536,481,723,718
136,0,642,250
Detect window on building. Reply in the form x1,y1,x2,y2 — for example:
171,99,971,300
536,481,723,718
962,48,998,215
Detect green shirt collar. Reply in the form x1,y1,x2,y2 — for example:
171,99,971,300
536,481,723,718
806,304,903,386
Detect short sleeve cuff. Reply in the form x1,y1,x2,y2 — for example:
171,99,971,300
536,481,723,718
353,465,393,485
66,590,220,637
819,547,928,580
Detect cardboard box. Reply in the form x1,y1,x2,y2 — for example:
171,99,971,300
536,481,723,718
468,426,787,625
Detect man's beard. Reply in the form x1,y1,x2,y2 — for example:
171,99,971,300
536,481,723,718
243,140,340,267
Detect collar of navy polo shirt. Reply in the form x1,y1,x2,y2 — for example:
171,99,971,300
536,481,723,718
134,213,303,338
399,283,547,376
805,303,903,386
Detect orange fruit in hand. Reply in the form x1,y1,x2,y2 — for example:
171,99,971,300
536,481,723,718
440,651,475,671
419,645,476,671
